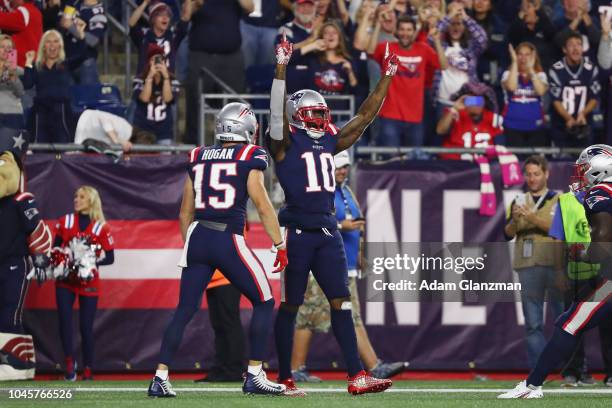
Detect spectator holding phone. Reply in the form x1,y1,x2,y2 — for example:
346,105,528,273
436,83,503,160
59,0,108,84
501,42,549,148
0,35,25,129
22,29,75,143
132,44,179,144
0,0,43,68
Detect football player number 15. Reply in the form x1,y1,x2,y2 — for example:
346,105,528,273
193,163,237,209
302,152,335,193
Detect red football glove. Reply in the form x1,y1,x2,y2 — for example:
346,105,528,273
382,42,399,76
275,32,293,65
273,247,288,273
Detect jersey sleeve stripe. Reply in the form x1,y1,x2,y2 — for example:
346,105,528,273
592,184,612,195
189,147,201,163
239,144,256,161
15,192,34,202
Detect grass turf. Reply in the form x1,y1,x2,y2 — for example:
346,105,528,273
1,380,611,407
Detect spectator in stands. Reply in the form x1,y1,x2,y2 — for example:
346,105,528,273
371,15,447,154
501,43,549,148
240,0,284,68
508,0,556,70
314,0,351,30
471,0,508,87
434,1,487,119
364,2,398,53
554,0,600,61
132,44,180,144
0,35,25,129
128,0,193,74
277,0,319,64
436,82,503,160
549,32,601,148
0,0,43,67
74,109,155,152
598,10,612,69
291,151,406,383
23,29,75,143
42,0,63,32
58,0,107,84
184,0,254,145
54,185,114,381
415,3,442,43
503,155,562,370
308,22,357,107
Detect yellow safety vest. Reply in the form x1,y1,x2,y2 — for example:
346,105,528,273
559,192,600,280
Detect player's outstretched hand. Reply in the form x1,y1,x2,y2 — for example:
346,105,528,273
273,246,288,273
382,42,399,76
276,33,293,65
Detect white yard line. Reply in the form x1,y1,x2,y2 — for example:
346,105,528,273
3,387,609,394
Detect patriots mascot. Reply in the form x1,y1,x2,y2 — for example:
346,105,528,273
0,127,51,380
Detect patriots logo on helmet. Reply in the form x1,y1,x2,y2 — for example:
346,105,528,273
586,194,609,209
289,92,304,102
586,147,612,157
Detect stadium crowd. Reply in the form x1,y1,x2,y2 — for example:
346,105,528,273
0,0,611,153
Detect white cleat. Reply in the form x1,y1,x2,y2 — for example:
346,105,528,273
497,380,543,399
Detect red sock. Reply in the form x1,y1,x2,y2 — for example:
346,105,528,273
65,356,74,373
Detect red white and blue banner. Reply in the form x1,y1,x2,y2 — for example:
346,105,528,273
22,155,604,372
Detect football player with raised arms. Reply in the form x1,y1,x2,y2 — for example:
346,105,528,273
499,145,612,398
268,34,399,396
148,103,288,397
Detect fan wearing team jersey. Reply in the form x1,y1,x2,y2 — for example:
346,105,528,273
128,0,194,74
53,185,114,382
148,103,288,398
59,0,108,84
436,83,503,160
132,44,179,144
268,35,397,396
549,31,601,148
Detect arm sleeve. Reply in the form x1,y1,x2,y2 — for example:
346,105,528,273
21,66,36,89
0,8,27,32
598,34,612,70
465,16,488,57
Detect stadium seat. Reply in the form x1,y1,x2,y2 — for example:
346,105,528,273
71,84,127,118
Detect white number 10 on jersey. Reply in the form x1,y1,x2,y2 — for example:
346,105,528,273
301,152,336,193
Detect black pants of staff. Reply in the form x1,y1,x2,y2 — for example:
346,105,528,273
204,284,245,381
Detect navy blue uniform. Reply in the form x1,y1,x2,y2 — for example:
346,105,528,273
63,1,107,64
129,20,188,74
271,124,363,380
527,182,612,386
548,57,601,147
0,192,41,332
271,123,351,302
132,77,180,142
158,143,274,364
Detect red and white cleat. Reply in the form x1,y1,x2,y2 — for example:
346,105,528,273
347,370,392,395
279,378,307,397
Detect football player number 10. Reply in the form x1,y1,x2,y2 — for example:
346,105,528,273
302,152,336,193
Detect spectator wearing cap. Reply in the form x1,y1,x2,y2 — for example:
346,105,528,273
128,0,194,75
508,0,556,71
0,0,43,68
22,29,76,143
57,0,107,84
436,83,504,160
183,0,254,145
240,0,284,69
0,34,25,129
132,44,180,144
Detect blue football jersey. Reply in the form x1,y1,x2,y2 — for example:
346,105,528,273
584,183,612,279
132,77,180,141
64,0,107,62
271,124,341,229
187,143,269,232
548,57,601,124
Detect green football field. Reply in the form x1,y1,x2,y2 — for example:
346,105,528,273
1,380,611,407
